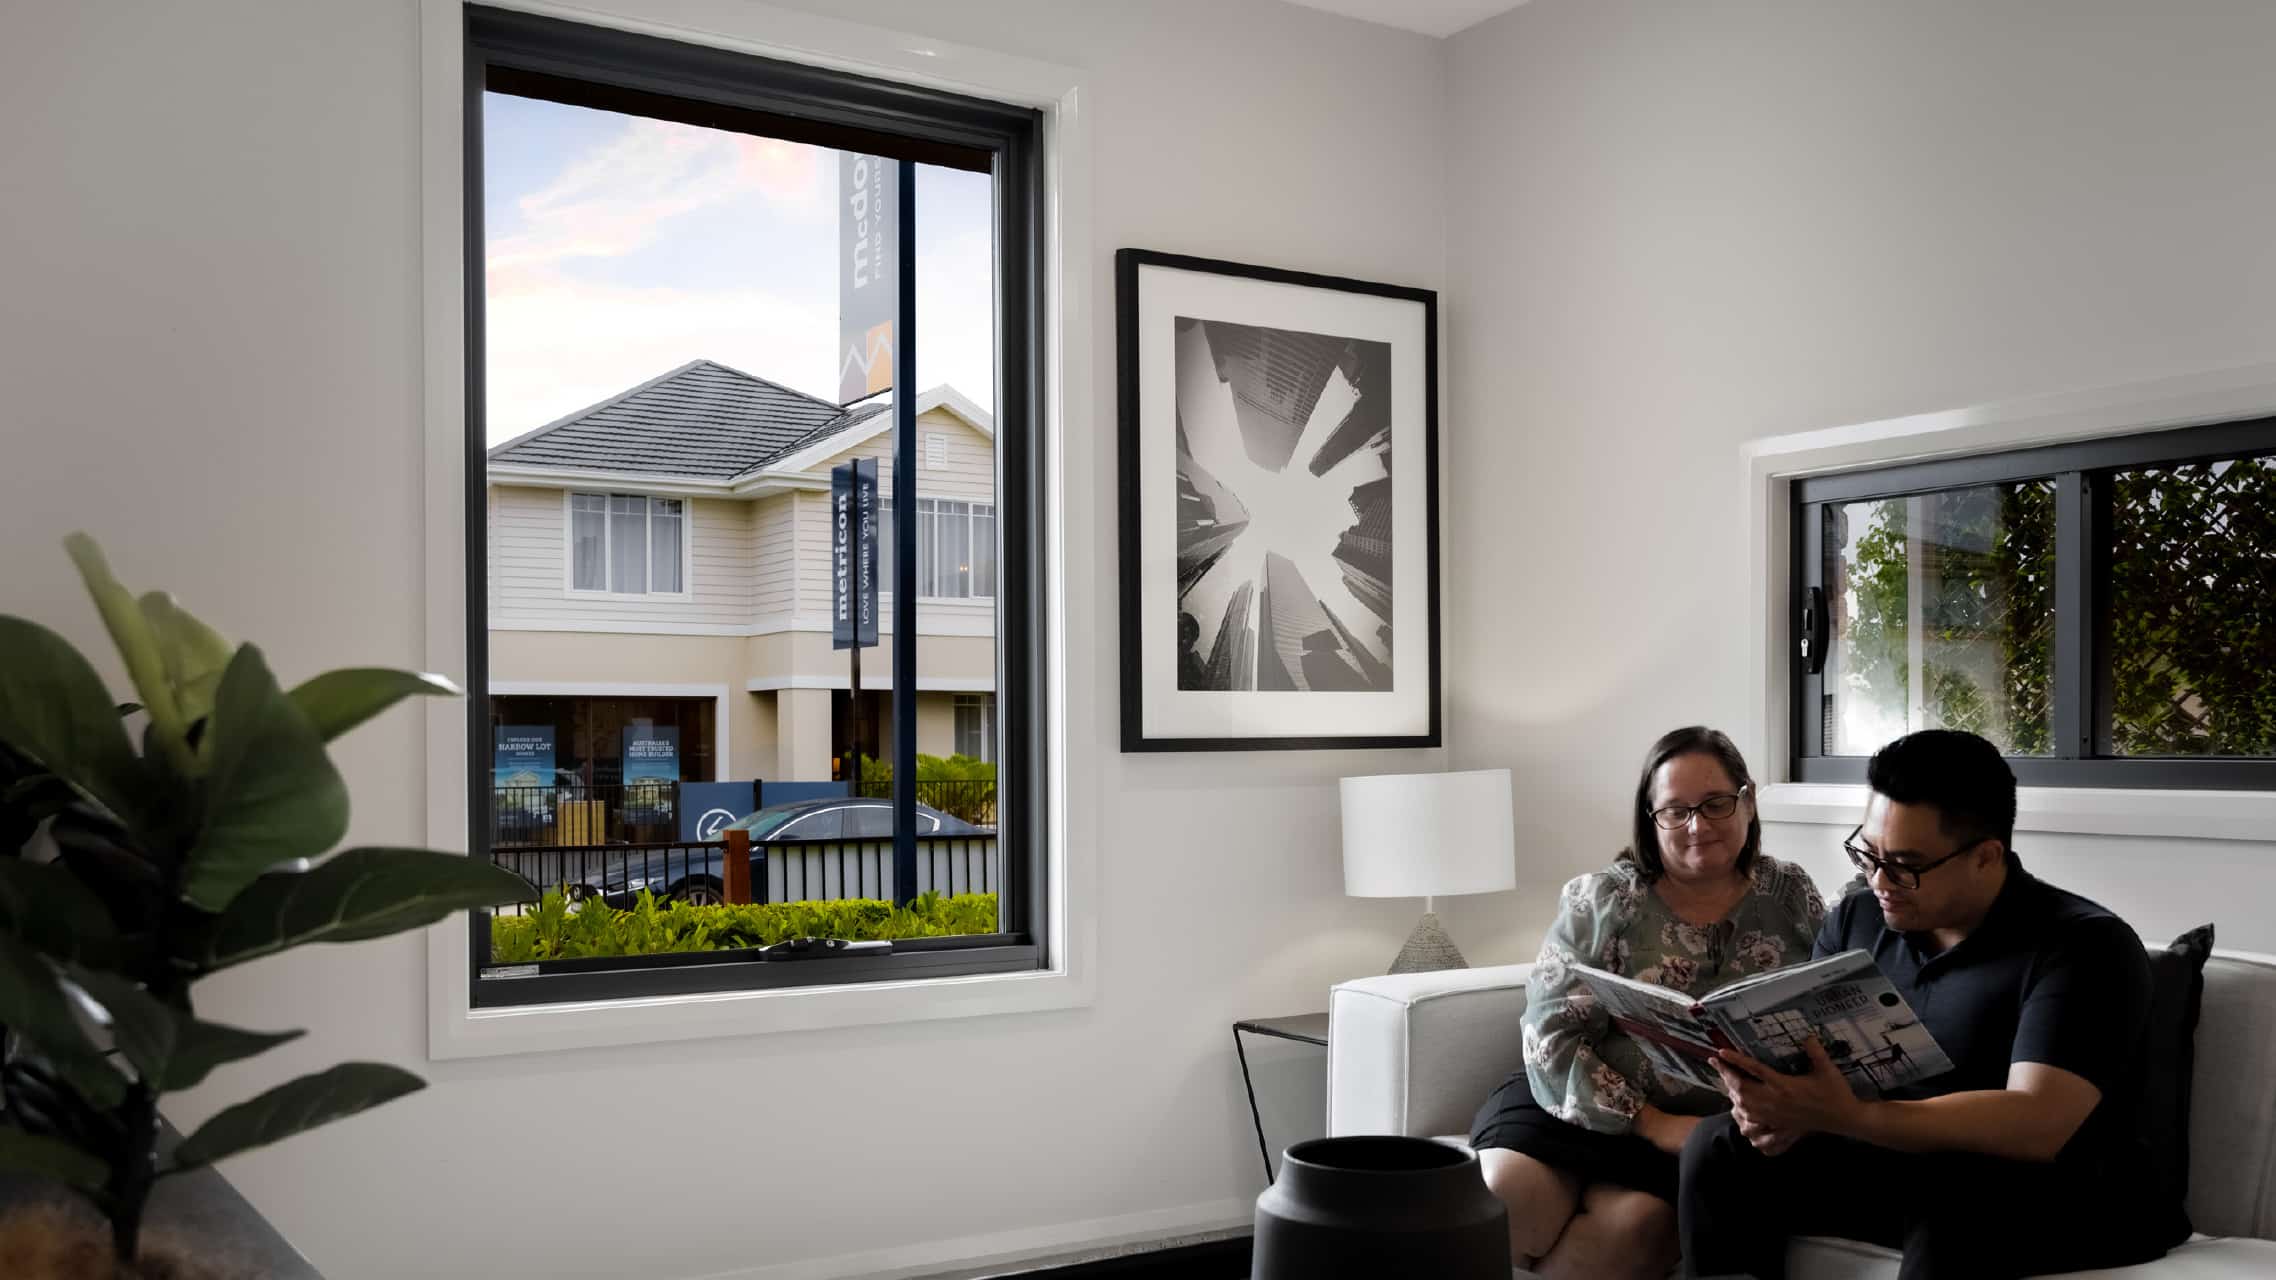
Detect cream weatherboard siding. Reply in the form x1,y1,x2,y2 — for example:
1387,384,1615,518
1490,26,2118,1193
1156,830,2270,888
750,491,798,625
489,485,755,631
791,406,997,621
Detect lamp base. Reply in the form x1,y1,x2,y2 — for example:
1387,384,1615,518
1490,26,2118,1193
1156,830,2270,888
1387,911,1468,975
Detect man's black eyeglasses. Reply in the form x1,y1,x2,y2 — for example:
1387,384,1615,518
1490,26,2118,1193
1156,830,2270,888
1842,825,1988,891
1649,785,1751,830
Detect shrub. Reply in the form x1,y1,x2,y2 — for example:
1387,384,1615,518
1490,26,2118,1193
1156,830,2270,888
490,888,999,964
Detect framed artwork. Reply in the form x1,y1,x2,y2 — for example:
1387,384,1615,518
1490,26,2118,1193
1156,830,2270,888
1117,249,1441,751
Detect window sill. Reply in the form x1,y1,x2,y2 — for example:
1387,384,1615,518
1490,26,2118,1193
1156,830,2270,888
1757,782,2276,844
428,917,1090,1059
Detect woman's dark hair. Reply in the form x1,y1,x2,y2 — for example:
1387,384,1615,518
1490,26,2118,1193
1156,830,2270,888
1866,729,2016,851
1620,726,1761,881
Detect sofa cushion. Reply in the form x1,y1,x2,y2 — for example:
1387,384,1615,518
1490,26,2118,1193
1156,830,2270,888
2141,924,2215,1207
1785,1235,2276,1279
2183,951,2276,1240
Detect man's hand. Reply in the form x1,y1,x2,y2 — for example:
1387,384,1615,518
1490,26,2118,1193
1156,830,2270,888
1712,1037,1860,1154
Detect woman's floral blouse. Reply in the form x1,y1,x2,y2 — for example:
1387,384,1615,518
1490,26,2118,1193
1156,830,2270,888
1521,855,1827,1134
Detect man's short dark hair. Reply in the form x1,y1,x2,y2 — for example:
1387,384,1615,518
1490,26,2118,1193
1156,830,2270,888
1866,730,2017,851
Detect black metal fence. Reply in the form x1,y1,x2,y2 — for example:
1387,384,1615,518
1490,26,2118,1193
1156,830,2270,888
486,833,1001,915
494,780,999,846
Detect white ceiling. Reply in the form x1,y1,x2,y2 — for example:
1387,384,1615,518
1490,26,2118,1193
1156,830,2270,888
1278,0,1530,39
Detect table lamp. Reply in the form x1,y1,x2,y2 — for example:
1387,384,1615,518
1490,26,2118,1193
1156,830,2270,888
1340,769,1516,974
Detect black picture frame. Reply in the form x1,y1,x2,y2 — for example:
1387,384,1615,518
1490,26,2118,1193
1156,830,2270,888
1116,248,1441,752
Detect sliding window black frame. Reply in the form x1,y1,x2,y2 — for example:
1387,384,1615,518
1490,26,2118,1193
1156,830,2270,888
463,6,1047,1008
1790,415,2276,790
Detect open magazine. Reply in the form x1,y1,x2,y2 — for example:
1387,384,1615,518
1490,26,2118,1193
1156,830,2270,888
1573,949,1954,1100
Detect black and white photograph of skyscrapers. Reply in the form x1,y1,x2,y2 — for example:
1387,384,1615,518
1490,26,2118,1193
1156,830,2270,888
1118,249,1438,751
1173,317,1393,693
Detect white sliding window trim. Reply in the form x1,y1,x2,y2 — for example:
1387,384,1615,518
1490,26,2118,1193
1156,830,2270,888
1741,359,2276,840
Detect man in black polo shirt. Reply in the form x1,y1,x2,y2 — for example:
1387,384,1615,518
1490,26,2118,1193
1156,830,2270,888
1676,730,2190,1279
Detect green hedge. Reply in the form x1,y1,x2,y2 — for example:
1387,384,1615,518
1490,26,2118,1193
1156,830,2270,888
489,888,1000,964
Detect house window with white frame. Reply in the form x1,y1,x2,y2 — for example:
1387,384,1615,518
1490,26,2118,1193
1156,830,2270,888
954,694,995,762
877,498,996,599
569,493,683,595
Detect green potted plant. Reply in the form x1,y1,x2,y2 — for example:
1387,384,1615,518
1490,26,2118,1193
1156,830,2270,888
0,535,533,1273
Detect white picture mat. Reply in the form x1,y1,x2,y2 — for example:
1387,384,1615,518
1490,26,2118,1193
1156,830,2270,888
1135,263,1431,740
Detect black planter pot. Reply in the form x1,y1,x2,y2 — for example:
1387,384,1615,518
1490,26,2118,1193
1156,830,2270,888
1253,1135,1510,1279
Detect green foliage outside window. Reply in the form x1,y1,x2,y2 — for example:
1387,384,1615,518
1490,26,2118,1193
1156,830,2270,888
489,887,999,963
1833,483,2053,755
2108,459,2276,755
1832,457,2275,758
853,752,997,824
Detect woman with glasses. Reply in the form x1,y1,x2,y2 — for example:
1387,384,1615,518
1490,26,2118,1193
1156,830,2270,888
1469,726,1827,1280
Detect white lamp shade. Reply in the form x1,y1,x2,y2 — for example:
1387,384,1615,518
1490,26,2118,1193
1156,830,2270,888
1340,768,1517,899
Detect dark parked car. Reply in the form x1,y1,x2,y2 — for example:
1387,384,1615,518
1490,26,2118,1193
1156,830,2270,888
526,797,981,908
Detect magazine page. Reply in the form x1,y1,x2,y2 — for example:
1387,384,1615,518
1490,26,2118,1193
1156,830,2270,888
1700,951,1955,1099
1570,962,1727,1094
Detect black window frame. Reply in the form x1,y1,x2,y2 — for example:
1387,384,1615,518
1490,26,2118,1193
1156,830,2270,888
464,6,1046,1008
1791,415,2276,790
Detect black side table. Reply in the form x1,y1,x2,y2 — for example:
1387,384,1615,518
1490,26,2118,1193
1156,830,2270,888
1232,1012,1330,1184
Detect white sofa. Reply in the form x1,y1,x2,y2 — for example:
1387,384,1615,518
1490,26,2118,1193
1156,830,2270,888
1328,950,2276,1278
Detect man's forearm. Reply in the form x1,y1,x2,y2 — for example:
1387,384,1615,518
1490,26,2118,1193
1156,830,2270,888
1834,1090,2074,1162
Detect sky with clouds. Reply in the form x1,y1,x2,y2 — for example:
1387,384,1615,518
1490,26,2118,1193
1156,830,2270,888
482,91,996,445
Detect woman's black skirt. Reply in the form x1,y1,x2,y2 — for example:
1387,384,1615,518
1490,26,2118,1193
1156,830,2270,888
1468,1071,1679,1204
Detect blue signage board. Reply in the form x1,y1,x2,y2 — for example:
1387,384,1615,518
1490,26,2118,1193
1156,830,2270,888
493,726,554,789
622,724,679,822
680,781,760,843
832,457,879,650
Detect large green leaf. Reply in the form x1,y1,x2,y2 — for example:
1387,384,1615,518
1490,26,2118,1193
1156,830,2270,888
138,592,233,731
0,934,126,1110
285,668,461,743
171,1062,423,1171
194,847,535,970
65,969,301,1092
0,857,120,967
0,1124,110,1194
63,534,192,773
181,645,348,911
0,616,152,837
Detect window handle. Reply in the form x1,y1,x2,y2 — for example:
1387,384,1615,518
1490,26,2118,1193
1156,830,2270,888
1800,586,1829,675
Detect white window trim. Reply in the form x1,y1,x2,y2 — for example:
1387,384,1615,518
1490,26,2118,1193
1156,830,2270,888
560,490,694,602
1741,359,2276,843
421,0,1094,1059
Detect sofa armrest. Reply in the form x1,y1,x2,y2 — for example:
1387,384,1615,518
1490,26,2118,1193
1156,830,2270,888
1327,963,1532,1140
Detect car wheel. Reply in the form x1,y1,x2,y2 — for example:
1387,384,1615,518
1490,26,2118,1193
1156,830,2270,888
673,878,725,907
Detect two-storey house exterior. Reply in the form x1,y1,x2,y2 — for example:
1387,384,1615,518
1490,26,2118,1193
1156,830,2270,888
485,358,997,795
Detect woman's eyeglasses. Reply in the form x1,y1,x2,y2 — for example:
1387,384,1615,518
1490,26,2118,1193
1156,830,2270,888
1649,785,1751,830
1842,825,1986,891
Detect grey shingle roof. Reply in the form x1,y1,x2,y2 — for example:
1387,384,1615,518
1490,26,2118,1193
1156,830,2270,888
487,360,882,481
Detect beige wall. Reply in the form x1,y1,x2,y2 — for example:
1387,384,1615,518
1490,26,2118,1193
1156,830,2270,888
917,691,957,758
745,628,995,687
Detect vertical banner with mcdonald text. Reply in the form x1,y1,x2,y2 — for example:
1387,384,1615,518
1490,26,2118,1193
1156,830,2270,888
838,153,899,405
